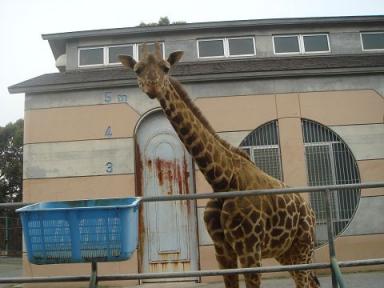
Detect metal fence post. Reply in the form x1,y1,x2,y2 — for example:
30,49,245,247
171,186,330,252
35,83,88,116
323,189,338,288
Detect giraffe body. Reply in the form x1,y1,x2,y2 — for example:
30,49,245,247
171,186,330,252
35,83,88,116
119,44,320,288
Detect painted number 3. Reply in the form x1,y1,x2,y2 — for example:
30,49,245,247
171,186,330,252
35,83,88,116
106,162,113,173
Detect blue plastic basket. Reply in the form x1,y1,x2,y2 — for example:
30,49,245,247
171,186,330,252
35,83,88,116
17,197,140,265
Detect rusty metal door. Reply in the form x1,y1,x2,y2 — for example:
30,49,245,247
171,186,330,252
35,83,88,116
136,110,199,282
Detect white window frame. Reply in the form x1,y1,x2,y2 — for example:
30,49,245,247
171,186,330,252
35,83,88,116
273,33,330,55
107,44,136,65
197,37,256,59
360,31,384,51
78,46,105,67
302,33,331,54
78,42,165,68
197,38,226,59
227,36,256,57
272,35,301,55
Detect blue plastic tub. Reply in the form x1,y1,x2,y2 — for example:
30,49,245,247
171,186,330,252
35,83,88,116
17,197,140,265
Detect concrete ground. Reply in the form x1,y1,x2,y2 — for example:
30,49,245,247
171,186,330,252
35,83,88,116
0,257,22,288
131,272,384,288
0,257,383,287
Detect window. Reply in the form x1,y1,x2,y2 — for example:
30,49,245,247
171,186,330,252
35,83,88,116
273,34,330,54
78,42,164,67
302,34,330,52
79,47,104,66
198,37,255,58
198,39,225,58
273,36,300,54
228,37,255,56
302,119,360,246
361,32,384,51
108,45,134,64
240,121,283,180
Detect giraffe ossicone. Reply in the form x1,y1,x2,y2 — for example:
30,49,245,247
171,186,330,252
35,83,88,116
119,43,320,288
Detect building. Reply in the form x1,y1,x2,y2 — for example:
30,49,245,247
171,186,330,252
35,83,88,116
9,16,384,286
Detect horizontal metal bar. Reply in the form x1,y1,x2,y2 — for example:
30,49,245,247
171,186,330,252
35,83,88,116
0,202,31,209
0,258,383,284
1,182,383,209
141,181,384,202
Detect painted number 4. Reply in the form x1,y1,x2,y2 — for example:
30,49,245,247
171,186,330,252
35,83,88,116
105,126,112,138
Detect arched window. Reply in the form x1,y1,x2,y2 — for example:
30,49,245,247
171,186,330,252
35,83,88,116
240,120,283,181
301,119,361,246
239,119,361,247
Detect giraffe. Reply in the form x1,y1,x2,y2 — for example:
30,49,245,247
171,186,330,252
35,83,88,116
119,44,320,288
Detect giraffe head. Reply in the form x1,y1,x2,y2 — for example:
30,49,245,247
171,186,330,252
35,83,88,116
119,43,184,99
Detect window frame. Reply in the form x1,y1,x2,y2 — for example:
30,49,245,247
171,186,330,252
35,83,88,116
107,44,136,65
272,35,301,55
227,36,256,57
78,46,105,67
197,38,226,59
301,33,331,54
360,31,384,51
273,33,331,55
78,42,165,68
301,118,361,246
197,36,256,59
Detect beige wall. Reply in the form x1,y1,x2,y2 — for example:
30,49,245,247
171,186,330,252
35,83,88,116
299,90,384,125
196,94,277,132
358,159,384,197
24,104,139,144
23,175,136,202
23,88,384,284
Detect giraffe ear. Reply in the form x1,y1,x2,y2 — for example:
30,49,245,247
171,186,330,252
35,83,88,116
167,51,184,66
119,55,136,70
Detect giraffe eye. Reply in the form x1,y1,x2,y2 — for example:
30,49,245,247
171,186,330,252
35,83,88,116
134,65,144,75
161,62,170,73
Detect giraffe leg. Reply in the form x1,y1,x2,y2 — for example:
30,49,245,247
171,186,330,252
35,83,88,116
238,253,262,288
276,239,320,288
204,199,239,288
220,198,264,288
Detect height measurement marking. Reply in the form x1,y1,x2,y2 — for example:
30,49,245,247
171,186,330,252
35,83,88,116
103,92,128,104
105,162,113,173
104,92,112,104
105,126,113,138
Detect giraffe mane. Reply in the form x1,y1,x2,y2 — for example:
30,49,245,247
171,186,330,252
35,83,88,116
169,77,252,162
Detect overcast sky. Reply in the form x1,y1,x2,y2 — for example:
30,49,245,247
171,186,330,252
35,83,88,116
1,0,383,126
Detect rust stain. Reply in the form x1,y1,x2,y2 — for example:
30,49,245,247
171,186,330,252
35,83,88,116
135,142,143,197
148,260,191,273
183,156,192,213
176,163,183,195
134,142,145,272
183,156,190,195
155,158,164,186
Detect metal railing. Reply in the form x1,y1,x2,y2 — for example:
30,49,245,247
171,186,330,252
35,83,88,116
0,181,384,288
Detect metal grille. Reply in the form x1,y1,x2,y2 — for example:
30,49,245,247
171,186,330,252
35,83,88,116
302,119,361,246
240,120,283,180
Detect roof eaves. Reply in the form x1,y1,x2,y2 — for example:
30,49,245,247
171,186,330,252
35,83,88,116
42,15,384,40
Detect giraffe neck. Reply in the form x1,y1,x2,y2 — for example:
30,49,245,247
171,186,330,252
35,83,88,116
156,77,244,191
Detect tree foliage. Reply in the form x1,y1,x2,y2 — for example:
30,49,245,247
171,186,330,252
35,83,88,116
138,16,186,27
0,119,23,203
